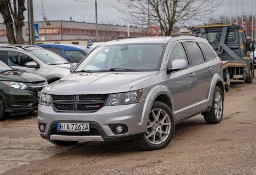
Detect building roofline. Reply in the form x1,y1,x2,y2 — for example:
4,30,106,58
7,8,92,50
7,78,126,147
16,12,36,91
23,20,145,29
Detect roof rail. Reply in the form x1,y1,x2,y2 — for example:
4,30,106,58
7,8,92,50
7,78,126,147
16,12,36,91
116,36,138,40
171,33,198,37
0,45,24,50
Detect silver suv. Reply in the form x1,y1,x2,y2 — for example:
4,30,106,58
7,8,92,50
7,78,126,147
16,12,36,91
38,36,224,150
0,46,70,83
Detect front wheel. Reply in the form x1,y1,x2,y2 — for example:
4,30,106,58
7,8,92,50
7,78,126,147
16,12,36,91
139,101,175,150
0,97,5,121
204,86,224,124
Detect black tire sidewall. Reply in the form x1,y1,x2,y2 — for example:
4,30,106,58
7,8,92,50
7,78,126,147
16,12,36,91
204,86,224,124
0,97,5,121
224,69,231,92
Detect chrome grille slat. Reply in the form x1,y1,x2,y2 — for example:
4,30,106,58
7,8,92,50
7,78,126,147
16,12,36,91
52,94,109,112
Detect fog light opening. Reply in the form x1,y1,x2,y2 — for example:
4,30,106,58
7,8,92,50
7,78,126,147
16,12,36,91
39,123,46,132
109,124,128,134
116,126,123,134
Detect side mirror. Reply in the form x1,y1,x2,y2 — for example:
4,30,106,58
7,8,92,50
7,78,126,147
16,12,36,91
167,59,188,73
25,61,39,68
70,63,78,73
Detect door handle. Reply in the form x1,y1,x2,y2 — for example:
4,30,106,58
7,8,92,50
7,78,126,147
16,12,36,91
190,73,196,77
208,67,213,71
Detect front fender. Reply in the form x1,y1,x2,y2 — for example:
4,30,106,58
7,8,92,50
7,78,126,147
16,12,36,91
208,74,224,107
140,85,173,129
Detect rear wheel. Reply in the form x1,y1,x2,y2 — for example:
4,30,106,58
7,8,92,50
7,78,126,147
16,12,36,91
224,69,231,92
204,86,223,124
245,67,253,84
139,101,175,150
50,140,78,146
0,97,5,121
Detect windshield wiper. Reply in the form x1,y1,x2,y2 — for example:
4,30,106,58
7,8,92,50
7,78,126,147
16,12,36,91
108,68,136,72
74,70,101,73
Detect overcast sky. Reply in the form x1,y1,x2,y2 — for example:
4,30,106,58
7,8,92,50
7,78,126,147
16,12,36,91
29,0,256,25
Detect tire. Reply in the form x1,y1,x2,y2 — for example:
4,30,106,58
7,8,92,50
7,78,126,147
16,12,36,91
50,140,78,146
204,86,224,124
139,101,175,151
224,69,231,92
0,97,5,121
245,68,253,84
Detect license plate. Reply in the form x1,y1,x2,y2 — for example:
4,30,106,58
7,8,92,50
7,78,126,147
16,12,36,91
57,123,90,132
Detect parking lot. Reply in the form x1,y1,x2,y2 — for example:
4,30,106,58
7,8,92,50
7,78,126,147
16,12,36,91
0,79,255,175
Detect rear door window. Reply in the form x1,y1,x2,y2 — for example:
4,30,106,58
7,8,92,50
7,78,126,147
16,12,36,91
183,42,204,66
198,42,217,61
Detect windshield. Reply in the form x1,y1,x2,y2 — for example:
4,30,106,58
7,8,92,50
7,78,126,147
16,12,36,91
75,44,166,72
0,61,13,72
28,49,68,65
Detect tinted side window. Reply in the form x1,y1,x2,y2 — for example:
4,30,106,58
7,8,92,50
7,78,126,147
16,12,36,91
44,47,62,56
198,42,217,61
183,42,204,66
168,42,188,67
8,51,34,67
65,50,86,63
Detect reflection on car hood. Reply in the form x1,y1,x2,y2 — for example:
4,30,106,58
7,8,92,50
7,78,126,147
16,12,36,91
51,64,70,69
0,70,45,83
43,72,158,95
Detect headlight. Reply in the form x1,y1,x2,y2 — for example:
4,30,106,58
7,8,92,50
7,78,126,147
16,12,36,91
1,81,28,90
106,89,143,106
39,93,52,106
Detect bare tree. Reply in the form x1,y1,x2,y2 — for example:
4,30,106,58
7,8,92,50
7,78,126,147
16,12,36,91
118,0,220,36
0,0,26,44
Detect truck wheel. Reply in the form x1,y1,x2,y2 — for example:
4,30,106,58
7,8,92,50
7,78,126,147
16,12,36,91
224,69,231,92
245,69,253,84
0,97,5,121
204,86,223,124
50,140,78,146
139,101,175,150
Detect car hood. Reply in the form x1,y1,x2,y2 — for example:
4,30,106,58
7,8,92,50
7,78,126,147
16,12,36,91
52,64,70,69
43,72,158,95
0,70,45,83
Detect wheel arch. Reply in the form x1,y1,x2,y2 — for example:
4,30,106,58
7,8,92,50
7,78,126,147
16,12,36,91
140,85,173,129
208,74,225,107
0,90,8,111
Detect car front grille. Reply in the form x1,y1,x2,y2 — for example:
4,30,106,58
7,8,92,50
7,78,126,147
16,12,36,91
52,94,109,112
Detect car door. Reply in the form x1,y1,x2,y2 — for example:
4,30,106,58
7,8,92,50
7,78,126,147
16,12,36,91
182,41,210,111
198,42,219,99
165,42,198,120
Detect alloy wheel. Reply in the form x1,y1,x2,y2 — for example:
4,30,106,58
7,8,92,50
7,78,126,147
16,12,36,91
145,108,171,145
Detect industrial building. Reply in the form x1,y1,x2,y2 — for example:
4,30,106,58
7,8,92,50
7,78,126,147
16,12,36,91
0,20,149,45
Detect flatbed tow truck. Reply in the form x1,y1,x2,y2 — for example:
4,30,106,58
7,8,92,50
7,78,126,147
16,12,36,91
191,24,254,91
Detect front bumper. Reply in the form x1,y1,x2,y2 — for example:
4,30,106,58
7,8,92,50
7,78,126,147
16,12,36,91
38,102,147,142
1,88,38,115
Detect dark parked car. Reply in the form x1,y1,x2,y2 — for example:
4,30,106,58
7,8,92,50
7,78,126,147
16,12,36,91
0,61,48,120
39,44,90,63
